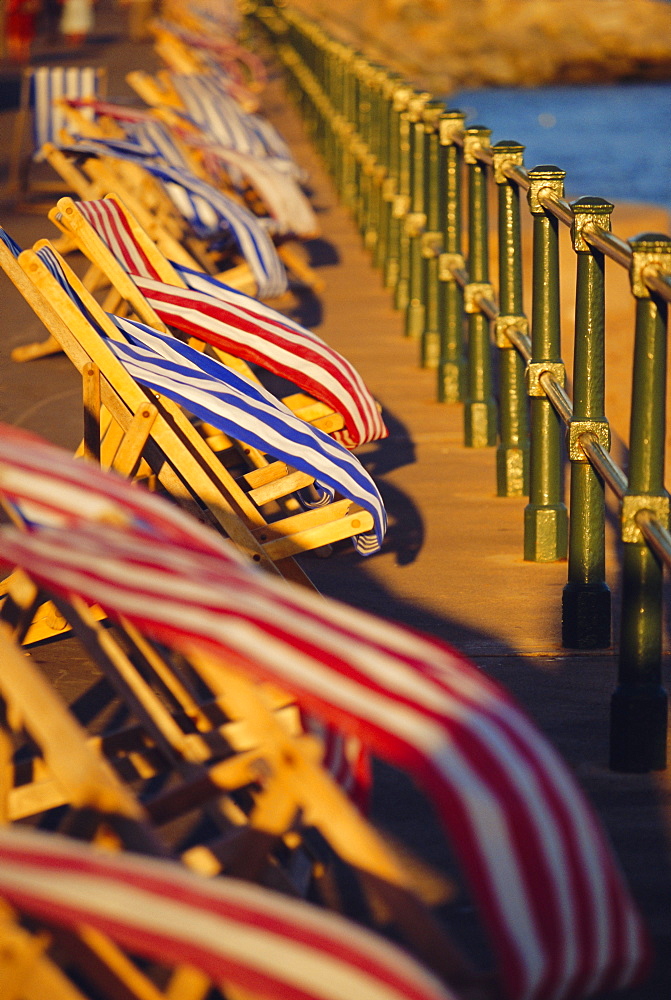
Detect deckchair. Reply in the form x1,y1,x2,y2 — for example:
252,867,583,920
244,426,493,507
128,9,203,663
54,134,290,298
63,97,319,241
49,195,385,449
0,229,386,574
42,141,258,284
0,426,652,1000
3,66,107,206
0,826,463,1000
56,97,322,288
0,429,470,992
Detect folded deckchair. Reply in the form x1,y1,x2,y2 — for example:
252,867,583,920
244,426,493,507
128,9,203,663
0,826,462,1000
0,229,386,573
0,425,652,1000
3,66,107,206
50,195,386,449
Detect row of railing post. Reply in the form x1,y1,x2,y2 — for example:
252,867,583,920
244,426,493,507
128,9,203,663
248,0,670,773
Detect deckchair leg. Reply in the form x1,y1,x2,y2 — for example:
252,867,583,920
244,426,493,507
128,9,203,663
0,567,100,646
278,242,326,293
10,334,62,362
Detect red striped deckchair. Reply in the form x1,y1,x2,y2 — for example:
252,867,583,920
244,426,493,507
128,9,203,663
0,422,370,809
53,195,387,449
0,425,651,1000
0,826,461,1000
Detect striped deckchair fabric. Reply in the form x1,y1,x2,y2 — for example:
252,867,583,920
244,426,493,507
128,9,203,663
0,826,461,1000
0,426,651,1000
32,238,387,555
0,229,386,564
4,66,107,201
56,195,386,448
0,424,369,807
0,421,371,817
57,135,288,298
61,94,317,238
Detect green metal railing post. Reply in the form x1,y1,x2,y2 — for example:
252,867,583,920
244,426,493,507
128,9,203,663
353,56,374,235
404,96,438,340
339,47,359,212
492,140,529,496
395,92,429,313
419,104,445,369
463,125,496,447
524,166,569,561
361,66,387,254
562,198,613,649
384,84,412,291
610,233,671,772
437,111,466,402
374,73,403,273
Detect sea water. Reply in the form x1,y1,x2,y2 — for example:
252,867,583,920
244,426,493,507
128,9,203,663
449,82,671,213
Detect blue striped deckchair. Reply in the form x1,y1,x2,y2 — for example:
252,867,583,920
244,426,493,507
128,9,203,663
54,195,384,448
4,65,106,201
58,134,288,298
62,97,317,237
0,228,386,559
170,73,293,162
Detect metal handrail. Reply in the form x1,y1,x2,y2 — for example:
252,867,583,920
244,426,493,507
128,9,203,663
249,0,671,773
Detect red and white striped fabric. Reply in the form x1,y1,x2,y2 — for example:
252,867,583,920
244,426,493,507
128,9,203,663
0,424,369,808
0,826,458,1000
74,197,387,449
0,425,651,1000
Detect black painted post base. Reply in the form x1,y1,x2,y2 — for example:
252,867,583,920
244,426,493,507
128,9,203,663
609,684,668,772
562,581,611,649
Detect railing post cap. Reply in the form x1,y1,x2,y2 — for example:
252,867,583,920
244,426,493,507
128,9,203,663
464,124,492,137
572,196,614,212
392,84,414,111
422,100,444,129
463,125,491,164
407,91,432,120
628,232,671,251
628,233,671,297
492,140,525,184
527,164,566,178
492,139,525,153
439,109,466,146
570,197,614,250
527,165,565,214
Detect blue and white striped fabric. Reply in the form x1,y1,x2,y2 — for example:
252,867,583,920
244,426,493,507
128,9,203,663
59,136,288,298
171,74,295,168
33,242,386,556
30,66,101,162
104,316,386,555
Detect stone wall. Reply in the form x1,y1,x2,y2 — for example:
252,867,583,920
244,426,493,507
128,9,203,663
283,0,671,93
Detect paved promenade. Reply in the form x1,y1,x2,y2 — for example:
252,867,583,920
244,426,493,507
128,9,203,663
0,7,669,996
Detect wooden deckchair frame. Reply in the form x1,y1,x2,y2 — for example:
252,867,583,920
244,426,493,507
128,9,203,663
0,536,470,993
0,238,374,579
49,194,344,439
3,66,108,208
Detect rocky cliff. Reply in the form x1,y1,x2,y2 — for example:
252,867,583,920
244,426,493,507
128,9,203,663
283,0,671,94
